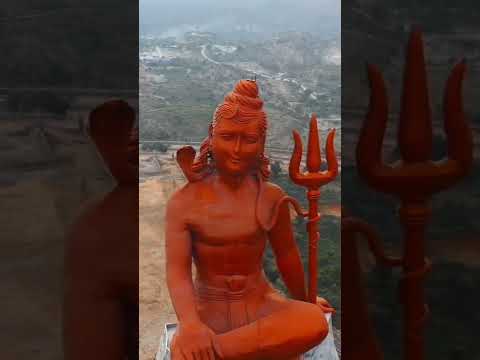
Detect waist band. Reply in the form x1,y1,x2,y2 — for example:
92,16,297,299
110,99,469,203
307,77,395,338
195,271,267,301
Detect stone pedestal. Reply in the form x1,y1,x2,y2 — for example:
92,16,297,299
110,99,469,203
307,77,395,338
156,314,339,360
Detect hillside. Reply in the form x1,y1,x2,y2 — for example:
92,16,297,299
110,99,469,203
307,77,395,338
139,31,341,149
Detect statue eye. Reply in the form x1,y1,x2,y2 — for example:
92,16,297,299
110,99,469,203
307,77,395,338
245,136,259,144
220,133,234,141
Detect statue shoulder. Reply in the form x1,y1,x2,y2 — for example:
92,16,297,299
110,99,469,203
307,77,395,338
256,181,290,231
166,183,194,215
261,181,288,203
165,180,206,218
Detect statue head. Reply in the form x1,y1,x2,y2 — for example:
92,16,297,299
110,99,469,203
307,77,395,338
193,80,270,180
88,100,138,185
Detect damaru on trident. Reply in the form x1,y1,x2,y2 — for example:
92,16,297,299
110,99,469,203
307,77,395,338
165,80,338,360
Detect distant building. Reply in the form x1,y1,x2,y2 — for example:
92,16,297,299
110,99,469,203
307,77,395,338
184,31,216,43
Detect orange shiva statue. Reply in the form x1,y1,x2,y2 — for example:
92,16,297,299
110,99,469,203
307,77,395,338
165,80,334,360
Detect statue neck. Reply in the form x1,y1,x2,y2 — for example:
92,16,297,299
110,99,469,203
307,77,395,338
215,171,249,191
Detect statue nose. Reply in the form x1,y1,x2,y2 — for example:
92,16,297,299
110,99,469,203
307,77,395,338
233,137,241,153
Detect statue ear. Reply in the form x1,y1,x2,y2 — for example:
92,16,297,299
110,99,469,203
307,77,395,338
89,100,135,144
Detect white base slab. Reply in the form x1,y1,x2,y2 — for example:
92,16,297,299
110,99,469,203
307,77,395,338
156,313,339,360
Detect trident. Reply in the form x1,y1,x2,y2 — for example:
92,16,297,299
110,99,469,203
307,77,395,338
356,29,473,360
289,113,338,303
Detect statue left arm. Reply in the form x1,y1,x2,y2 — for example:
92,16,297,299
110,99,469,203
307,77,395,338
268,200,308,302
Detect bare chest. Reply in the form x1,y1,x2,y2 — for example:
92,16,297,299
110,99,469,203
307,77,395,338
187,195,264,246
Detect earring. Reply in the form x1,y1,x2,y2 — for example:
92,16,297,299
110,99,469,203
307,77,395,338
208,147,214,162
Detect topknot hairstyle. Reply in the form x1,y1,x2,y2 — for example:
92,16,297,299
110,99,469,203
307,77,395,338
191,80,270,180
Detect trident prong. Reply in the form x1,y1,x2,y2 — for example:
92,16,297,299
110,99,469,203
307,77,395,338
289,112,339,304
290,113,338,189
355,28,473,360
357,30,472,199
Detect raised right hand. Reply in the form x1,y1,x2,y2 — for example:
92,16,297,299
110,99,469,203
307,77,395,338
171,321,218,360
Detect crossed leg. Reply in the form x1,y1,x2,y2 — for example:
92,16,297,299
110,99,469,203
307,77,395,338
210,289,329,360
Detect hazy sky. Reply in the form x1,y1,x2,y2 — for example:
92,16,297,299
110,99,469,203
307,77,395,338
140,0,339,12
140,0,340,35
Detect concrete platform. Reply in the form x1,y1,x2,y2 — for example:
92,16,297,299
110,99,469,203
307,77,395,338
156,313,339,360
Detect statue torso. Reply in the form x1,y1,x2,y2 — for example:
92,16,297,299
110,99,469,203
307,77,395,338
184,175,268,281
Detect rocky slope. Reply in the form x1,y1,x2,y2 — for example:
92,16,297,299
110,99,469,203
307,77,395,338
139,31,341,149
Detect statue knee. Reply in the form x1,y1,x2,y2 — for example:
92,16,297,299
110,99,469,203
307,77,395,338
297,303,329,346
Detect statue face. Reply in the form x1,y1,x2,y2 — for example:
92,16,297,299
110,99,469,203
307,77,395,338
211,118,264,177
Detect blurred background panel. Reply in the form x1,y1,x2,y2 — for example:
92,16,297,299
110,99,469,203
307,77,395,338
342,1,480,359
0,1,138,359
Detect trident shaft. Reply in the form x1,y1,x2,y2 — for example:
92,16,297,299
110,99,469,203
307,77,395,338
356,29,473,360
289,113,338,303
